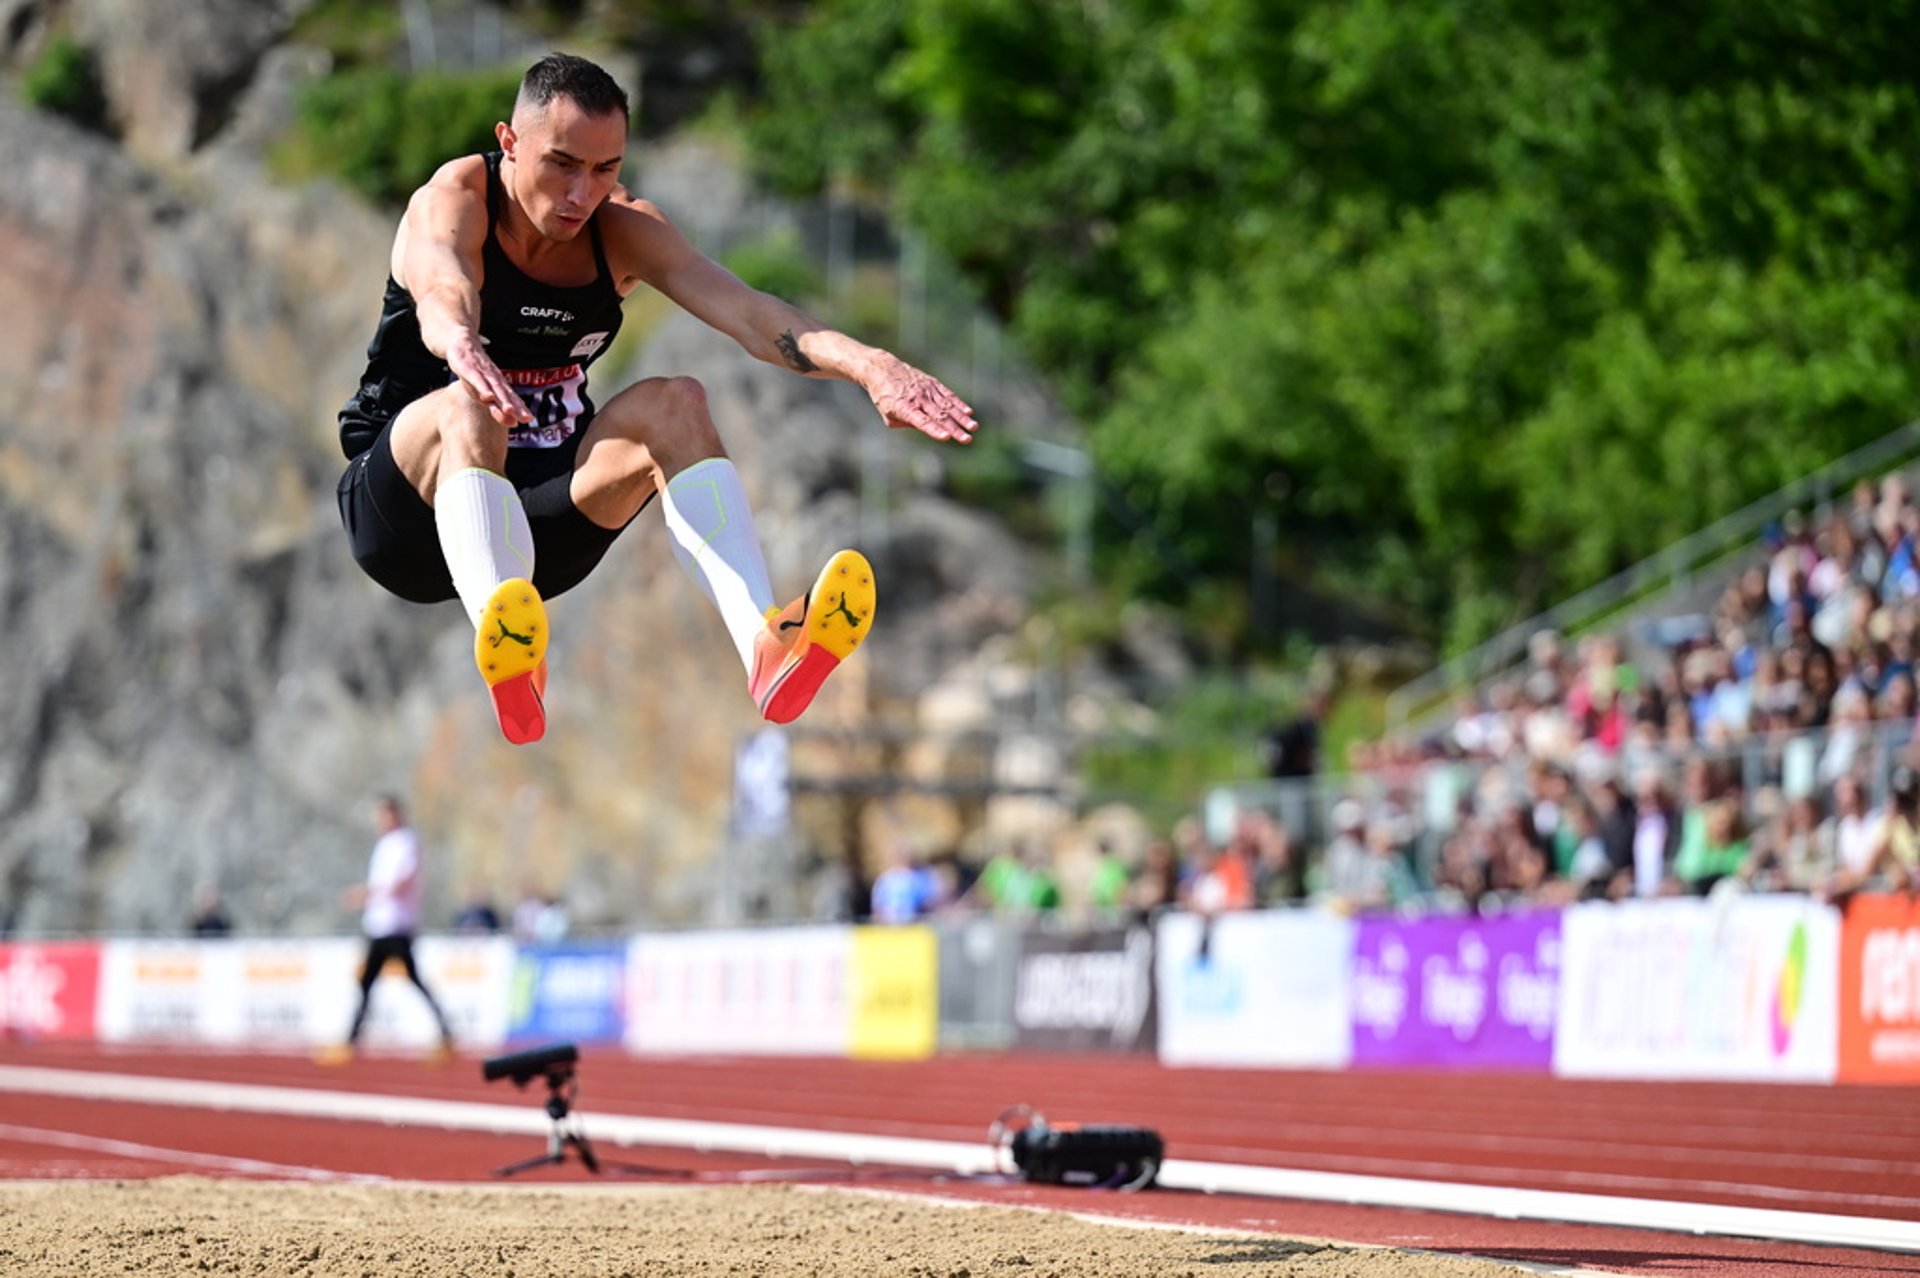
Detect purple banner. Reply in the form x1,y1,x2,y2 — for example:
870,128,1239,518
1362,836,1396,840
1349,912,1560,1069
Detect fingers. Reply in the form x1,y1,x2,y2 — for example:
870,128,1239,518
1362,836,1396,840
449,345,534,426
881,371,979,444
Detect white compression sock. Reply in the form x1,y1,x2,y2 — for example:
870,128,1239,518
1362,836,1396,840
661,457,776,673
435,467,536,627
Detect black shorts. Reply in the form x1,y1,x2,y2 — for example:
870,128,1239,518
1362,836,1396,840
336,415,642,605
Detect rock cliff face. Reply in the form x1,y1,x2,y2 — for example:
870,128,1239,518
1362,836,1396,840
0,3,1052,936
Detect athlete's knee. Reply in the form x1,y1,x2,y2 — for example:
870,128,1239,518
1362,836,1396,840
658,375,710,420
654,378,724,459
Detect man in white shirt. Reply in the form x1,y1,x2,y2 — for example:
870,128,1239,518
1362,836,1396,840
328,796,456,1062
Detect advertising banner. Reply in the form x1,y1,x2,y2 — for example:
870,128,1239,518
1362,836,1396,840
1838,893,1920,1083
849,926,938,1060
0,941,100,1040
508,942,627,1046
625,926,851,1055
1555,897,1839,1082
96,939,225,1043
228,938,361,1046
1012,925,1156,1053
1349,913,1559,1069
1155,910,1354,1068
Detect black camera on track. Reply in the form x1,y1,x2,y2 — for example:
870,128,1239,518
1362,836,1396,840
481,1041,579,1086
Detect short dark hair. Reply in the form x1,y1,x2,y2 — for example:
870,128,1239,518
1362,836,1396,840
517,52,629,122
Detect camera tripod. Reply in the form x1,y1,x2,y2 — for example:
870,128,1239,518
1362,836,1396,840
491,1065,656,1179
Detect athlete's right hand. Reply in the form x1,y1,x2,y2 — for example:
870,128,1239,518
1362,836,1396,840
447,333,534,427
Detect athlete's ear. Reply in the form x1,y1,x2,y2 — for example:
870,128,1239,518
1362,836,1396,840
496,120,516,156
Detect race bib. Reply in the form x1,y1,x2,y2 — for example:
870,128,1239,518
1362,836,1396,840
505,364,587,448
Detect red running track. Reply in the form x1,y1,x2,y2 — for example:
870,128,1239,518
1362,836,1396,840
2,1041,1917,1278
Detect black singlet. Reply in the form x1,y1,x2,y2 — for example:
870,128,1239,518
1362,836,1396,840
337,151,626,459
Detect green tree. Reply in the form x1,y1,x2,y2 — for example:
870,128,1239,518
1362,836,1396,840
746,0,1920,649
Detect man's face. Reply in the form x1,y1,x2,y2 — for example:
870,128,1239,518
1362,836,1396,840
498,97,627,241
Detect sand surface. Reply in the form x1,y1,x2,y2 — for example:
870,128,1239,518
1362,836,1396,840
0,1178,1550,1277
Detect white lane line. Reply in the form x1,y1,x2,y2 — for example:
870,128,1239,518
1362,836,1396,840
2,1064,1916,1255
0,1120,386,1182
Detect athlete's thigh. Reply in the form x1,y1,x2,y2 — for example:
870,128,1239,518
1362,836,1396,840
507,429,637,599
567,376,724,524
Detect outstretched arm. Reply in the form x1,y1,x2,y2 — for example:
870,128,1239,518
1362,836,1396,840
608,196,977,443
392,162,533,428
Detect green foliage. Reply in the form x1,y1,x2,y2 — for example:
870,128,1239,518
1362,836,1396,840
287,0,404,66
720,229,824,303
20,36,106,131
280,66,526,207
743,0,1920,651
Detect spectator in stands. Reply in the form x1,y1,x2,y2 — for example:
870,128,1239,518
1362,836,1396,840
1818,685,1875,786
971,839,1061,915
1315,799,1372,907
1821,774,1878,893
1249,811,1305,907
1529,764,1576,877
1432,804,1494,912
1742,789,1832,894
1320,805,1420,914
1827,767,1920,900
1591,776,1637,885
1558,794,1613,900
1567,634,1631,754
1618,767,1680,899
189,883,232,937
512,885,570,943
451,884,503,934
1490,810,1549,900
1085,839,1134,916
1125,838,1181,923
1876,669,1917,736
1181,817,1254,914
1797,645,1839,729
1261,691,1329,778
1777,792,1836,892
1520,670,1578,762
1676,782,1750,895
870,842,941,924
1448,691,1494,759
1663,695,1698,754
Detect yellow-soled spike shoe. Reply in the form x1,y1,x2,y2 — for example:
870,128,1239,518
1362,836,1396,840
748,549,876,725
476,577,547,745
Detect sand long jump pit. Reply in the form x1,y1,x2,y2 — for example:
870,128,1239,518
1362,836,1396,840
0,1178,1548,1277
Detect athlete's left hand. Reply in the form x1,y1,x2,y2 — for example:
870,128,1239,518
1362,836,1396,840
868,358,977,444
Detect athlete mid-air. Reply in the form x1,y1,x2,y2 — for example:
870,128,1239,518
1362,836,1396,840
335,53,976,743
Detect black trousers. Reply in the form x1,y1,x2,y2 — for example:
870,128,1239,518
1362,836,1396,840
346,934,453,1044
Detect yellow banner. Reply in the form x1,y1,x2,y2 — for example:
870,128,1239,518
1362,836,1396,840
848,926,937,1060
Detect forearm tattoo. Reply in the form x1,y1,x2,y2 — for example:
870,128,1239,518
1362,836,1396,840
776,329,818,373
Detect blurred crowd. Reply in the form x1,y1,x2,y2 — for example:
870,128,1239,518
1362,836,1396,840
867,473,1920,926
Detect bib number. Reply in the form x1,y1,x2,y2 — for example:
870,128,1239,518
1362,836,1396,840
505,364,587,448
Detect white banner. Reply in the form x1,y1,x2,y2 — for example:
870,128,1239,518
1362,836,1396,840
95,937,513,1050
1154,910,1355,1068
1555,896,1840,1082
96,940,228,1044
624,926,851,1056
